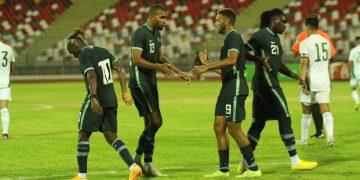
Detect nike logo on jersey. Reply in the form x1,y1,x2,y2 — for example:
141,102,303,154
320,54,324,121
271,41,275,44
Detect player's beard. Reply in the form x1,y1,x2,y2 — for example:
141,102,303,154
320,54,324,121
217,26,225,34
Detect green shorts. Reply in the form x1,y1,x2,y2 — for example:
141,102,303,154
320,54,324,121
215,96,247,122
252,87,290,120
78,98,118,132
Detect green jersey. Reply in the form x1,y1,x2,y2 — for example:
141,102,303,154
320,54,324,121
129,24,162,87
78,45,117,107
219,30,248,97
245,28,283,90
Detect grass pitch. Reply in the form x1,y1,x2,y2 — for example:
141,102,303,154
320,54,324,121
1,81,360,179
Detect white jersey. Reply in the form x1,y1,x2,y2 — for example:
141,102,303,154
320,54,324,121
299,34,331,91
0,42,15,88
349,45,360,79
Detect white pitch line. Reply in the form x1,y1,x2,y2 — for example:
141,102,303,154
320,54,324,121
12,160,360,180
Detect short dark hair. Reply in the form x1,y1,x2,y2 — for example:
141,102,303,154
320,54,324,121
305,13,319,30
217,8,236,25
260,10,271,28
356,36,360,41
148,4,167,17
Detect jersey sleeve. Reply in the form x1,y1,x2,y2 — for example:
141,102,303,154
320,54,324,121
245,32,261,51
226,33,242,55
9,47,15,62
349,49,356,62
292,32,308,56
299,41,309,58
78,51,94,75
131,29,145,51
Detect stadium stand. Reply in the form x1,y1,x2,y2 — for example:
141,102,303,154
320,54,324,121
0,0,74,56
36,0,255,64
282,0,360,56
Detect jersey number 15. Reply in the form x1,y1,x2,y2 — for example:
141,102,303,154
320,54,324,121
98,59,113,85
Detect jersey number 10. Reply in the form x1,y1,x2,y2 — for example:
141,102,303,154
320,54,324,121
315,42,329,62
98,59,113,85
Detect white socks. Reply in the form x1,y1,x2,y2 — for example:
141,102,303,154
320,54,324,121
301,114,312,141
352,90,360,104
290,154,301,165
322,112,334,139
130,163,137,170
1,108,9,134
78,173,87,178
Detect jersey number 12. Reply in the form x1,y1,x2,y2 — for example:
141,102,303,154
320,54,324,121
98,59,113,85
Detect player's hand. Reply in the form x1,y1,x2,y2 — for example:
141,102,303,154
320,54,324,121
298,78,309,95
90,97,103,116
261,56,272,73
199,50,209,65
122,92,134,106
158,63,175,79
178,71,191,84
191,65,209,79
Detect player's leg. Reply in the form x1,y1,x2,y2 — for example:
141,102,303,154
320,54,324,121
299,91,312,145
273,88,316,169
204,97,230,177
0,87,11,139
350,78,360,110
310,104,324,138
0,100,9,139
133,115,150,167
74,130,92,180
226,96,260,178
247,91,267,152
136,112,165,176
319,103,334,146
101,106,142,179
228,122,261,178
300,103,311,144
73,98,101,180
204,116,230,177
316,91,334,146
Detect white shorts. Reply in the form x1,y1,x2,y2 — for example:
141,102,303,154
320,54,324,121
0,87,12,101
350,78,360,88
300,90,330,105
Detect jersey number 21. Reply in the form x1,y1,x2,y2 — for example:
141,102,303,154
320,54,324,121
98,59,113,85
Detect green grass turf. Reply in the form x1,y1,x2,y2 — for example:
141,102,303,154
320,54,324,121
1,81,360,179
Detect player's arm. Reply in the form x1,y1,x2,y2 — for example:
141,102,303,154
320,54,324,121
349,60,354,78
159,51,190,82
191,50,238,79
197,50,221,75
112,60,133,106
131,49,174,78
244,33,272,72
279,62,308,93
86,69,103,116
9,48,15,74
79,52,102,116
244,47,272,72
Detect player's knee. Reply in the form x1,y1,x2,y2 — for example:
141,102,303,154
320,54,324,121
103,131,117,144
213,122,225,135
